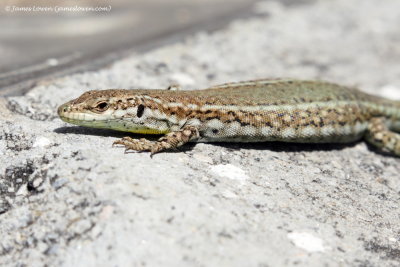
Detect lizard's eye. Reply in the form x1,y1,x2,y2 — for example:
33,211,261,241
94,101,109,112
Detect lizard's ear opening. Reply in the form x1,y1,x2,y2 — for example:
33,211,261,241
137,104,145,118
93,101,109,112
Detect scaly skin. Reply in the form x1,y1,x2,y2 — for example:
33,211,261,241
57,79,400,156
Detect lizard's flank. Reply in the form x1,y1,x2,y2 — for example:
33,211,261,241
58,79,400,156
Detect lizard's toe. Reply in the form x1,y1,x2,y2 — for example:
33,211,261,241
112,140,125,147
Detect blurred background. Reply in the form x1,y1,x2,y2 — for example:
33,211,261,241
0,0,263,95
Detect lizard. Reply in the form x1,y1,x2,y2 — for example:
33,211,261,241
57,79,400,156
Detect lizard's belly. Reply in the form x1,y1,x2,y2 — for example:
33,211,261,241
196,120,368,143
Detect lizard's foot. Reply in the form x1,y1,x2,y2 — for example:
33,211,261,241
365,117,400,156
113,137,155,153
112,126,200,156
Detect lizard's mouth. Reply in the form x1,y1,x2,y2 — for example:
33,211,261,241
57,102,116,129
57,103,169,134
58,103,105,122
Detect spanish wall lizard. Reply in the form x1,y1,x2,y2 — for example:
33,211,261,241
57,79,400,156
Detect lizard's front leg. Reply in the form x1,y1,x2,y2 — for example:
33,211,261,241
364,117,400,156
113,125,200,156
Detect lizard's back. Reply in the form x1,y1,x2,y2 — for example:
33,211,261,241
136,79,397,107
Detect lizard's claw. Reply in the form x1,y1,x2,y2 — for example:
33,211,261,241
112,140,122,147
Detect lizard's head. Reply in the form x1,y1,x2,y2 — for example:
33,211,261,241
58,89,169,134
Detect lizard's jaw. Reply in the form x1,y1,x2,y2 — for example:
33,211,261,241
58,111,114,129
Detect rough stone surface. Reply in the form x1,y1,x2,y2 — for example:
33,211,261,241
1,0,400,266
